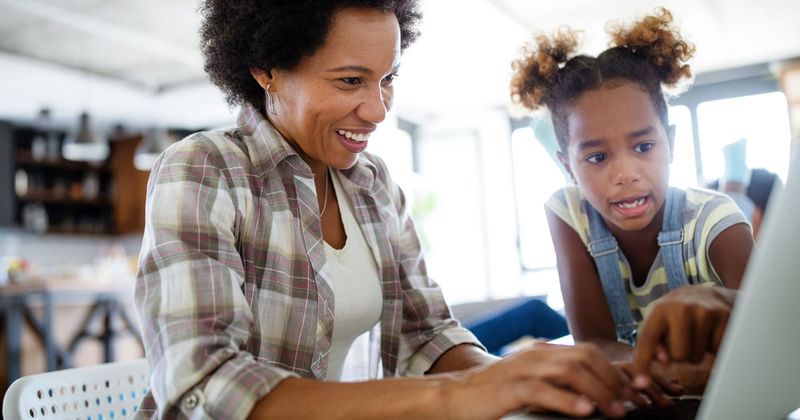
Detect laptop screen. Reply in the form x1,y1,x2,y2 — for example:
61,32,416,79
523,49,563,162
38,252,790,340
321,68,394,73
698,146,800,420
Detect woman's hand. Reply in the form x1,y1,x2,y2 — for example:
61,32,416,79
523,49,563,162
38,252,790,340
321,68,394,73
443,342,634,418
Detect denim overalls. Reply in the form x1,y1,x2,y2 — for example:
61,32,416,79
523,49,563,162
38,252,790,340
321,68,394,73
585,187,690,344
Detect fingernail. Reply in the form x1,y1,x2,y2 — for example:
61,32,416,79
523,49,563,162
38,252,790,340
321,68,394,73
634,375,650,389
575,398,593,414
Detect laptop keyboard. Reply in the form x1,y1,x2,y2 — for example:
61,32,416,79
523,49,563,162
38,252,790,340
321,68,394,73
623,398,701,419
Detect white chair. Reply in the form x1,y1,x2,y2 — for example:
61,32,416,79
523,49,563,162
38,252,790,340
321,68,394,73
2,358,149,420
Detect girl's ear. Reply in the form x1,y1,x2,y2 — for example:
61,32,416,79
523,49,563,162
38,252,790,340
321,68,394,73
667,124,677,163
557,151,576,184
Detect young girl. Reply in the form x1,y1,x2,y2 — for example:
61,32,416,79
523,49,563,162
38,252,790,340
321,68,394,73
509,8,754,377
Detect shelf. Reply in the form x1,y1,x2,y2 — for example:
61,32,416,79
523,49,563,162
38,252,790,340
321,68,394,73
15,150,109,172
17,192,110,206
3,127,151,235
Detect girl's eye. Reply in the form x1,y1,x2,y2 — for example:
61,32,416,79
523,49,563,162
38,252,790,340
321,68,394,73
585,153,607,164
635,142,655,153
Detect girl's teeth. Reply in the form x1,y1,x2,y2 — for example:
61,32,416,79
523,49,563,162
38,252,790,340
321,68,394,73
617,197,645,208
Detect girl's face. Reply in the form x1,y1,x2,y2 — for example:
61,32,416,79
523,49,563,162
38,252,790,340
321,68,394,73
558,82,675,233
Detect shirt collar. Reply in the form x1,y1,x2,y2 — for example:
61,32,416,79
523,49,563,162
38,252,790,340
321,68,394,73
340,156,377,191
236,102,311,177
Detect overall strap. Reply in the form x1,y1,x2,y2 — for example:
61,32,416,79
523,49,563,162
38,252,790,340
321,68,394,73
657,187,690,290
586,203,637,344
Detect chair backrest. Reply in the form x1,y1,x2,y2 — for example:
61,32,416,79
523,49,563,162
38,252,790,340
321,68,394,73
2,358,149,420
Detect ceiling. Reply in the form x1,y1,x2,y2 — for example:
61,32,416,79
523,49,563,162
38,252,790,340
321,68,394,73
0,0,204,91
1,0,799,129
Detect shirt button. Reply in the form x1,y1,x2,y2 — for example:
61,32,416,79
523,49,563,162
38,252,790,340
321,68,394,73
185,393,199,409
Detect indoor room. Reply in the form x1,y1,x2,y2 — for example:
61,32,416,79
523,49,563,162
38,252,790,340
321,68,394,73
2,0,799,418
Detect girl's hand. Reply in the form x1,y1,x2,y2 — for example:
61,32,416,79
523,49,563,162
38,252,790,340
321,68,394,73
616,361,683,408
632,286,735,388
651,354,714,395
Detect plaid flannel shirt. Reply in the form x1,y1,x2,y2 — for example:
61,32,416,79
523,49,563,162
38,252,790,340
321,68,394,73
134,104,481,419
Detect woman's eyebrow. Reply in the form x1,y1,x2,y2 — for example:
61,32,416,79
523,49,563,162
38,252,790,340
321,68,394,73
326,65,373,74
326,64,400,75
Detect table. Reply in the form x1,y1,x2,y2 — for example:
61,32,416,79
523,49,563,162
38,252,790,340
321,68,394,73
0,280,142,388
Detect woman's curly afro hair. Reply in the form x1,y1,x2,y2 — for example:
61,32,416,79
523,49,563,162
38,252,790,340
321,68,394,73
199,0,421,111
510,7,695,151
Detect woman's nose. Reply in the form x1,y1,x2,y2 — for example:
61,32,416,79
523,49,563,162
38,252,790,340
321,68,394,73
356,86,388,124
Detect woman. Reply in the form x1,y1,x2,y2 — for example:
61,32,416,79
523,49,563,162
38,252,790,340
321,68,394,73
135,1,638,419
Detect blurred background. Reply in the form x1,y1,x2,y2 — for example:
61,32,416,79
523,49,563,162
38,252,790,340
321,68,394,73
1,0,799,398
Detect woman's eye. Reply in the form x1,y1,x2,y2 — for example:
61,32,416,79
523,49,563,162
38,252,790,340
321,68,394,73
340,77,361,86
635,142,655,153
585,153,607,164
381,73,398,86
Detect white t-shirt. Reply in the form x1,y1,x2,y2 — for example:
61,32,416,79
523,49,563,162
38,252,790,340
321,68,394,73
323,170,383,381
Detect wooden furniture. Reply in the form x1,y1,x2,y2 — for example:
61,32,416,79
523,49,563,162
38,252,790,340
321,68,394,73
0,123,150,235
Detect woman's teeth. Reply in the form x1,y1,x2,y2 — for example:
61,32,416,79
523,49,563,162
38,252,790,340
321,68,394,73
336,130,369,142
616,197,646,208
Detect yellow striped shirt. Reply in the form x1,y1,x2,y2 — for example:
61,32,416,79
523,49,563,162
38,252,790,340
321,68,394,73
546,186,749,324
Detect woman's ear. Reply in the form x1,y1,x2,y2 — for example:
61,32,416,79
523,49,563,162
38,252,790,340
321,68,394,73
250,68,273,90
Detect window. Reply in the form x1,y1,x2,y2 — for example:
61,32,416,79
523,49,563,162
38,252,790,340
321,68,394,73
415,130,490,304
697,92,792,183
668,105,698,188
511,126,565,271
510,126,567,306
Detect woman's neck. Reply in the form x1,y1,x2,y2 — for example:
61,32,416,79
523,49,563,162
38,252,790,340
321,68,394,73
265,112,327,179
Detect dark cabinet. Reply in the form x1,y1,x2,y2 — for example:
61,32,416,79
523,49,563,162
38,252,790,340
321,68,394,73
1,122,150,235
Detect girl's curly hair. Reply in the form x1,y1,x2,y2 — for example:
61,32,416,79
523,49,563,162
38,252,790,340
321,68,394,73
510,7,695,151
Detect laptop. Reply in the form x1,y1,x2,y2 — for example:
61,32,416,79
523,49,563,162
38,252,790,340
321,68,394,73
512,145,800,420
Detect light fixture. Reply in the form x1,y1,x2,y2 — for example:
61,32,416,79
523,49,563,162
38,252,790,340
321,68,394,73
133,128,171,171
62,112,109,162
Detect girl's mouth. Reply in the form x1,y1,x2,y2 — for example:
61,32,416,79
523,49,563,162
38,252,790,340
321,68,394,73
615,196,646,209
612,195,651,217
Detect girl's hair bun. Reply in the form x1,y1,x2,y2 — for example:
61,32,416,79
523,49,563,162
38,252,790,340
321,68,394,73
510,27,580,111
607,7,696,90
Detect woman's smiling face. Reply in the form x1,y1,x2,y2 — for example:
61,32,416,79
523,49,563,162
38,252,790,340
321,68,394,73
252,7,401,174
559,81,675,232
